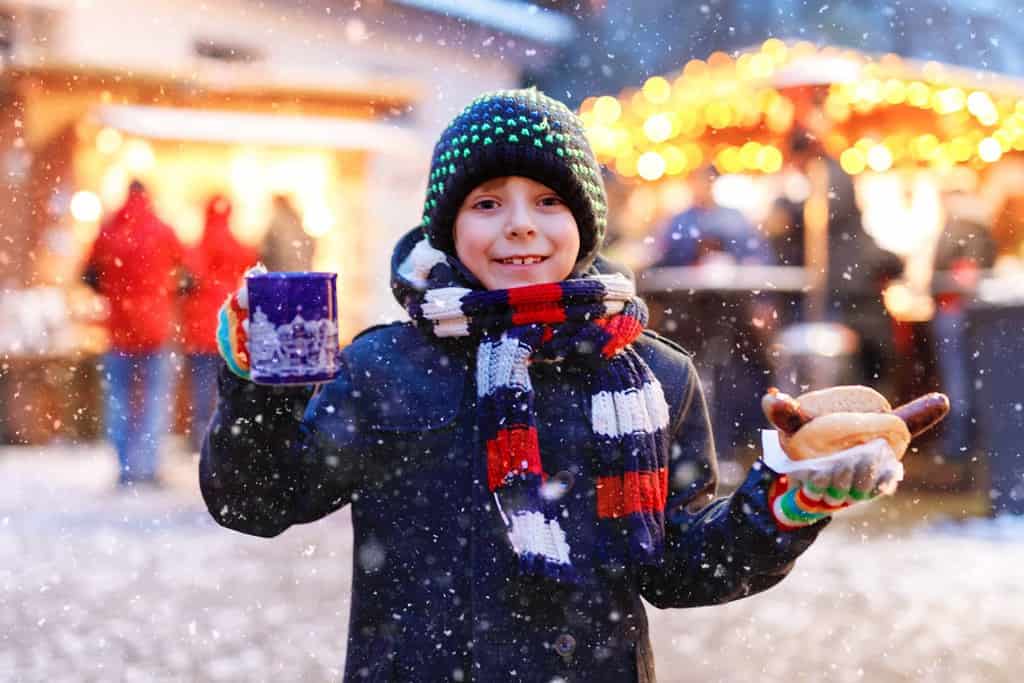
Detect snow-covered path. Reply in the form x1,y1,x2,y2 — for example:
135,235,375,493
1,446,1021,682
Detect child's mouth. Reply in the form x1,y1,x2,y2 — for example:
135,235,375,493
494,256,547,265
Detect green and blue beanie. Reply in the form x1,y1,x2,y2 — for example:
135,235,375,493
420,88,608,269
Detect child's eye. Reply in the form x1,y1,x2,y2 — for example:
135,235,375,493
472,198,499,210
538,195,565,207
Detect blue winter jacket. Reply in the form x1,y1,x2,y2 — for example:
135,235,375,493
199,318,826,681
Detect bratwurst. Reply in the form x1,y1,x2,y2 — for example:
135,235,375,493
761,385,950,461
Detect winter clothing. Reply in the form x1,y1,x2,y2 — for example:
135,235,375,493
649,205,777,459
200,227,827,682
84,185,185,352
181,197,257,451
181,196,257,354
259,196,314,272
187,353,221,452
420,88,607,270
85,184,184,484
407,257,667,580
103,349,173,484
767,439,903,529
931,207,995,458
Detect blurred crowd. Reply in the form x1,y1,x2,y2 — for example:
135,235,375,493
80,180,309,486
637,134,1022,472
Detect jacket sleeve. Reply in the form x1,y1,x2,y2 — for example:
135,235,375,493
639,358,828,608
199,356,369,537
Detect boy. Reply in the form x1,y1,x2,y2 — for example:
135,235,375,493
202,89,900,682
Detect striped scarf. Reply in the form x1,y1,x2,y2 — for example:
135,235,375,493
408,273,671,582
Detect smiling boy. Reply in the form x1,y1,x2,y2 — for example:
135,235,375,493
201,89,902,682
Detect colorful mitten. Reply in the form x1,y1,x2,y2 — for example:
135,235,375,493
215,265,265,380
768,438,904,530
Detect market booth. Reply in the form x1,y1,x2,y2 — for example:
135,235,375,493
579,41,1024,503
0,0,571,447
0,65,421,444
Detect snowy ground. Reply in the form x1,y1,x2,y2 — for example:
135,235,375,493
2,445,1021,682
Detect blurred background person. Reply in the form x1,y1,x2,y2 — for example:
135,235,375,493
649,165,778,464
789,129,905,389
259,194,313,272
932,190,996,460
762,195,806,326
181,195,256,452
82,180,185,487
992,193,1024,267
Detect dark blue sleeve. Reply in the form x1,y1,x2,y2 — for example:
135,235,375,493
639,362,827,608
199,358,367,537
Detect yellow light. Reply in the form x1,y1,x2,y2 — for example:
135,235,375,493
122,139,155,173
749,54,774,78
682,59,708,79
637,151,666,181
587,125,616,157
681,142,704,170
757,146,783,174
592,96,622,125
765,95,795,132
882,79,906,105
70,191,102,223
933,88,965,114
839,148,866,175
950,136,974,162
95,127,122,155
663,145,687,175
642,76,671,104
978,137,1003,163
739,141,762,170
912,134,939,160
715,147,743,175
967,91,998,124
906,81,931,107
616,154,638,178
761,38,788,63
823,93,851,122
866,145,893,173
676,108,699,134
705,102,733,129
854,79,883,104
643,114,673,143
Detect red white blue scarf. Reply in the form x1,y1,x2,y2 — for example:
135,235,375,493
405,253,671,582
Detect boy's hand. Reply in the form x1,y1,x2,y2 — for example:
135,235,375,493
768,439,903,530
216,265,265,380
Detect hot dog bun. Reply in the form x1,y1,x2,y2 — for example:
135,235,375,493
777,385,911,461
796,385,891,417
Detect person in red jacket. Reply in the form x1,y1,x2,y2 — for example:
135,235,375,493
181,195,256,450
84,180,185,487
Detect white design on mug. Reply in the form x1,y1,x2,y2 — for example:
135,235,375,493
248,307,339,378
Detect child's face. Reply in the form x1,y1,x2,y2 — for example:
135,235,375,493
453,176,579,290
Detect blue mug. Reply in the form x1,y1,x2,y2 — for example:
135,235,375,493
245,271,340,385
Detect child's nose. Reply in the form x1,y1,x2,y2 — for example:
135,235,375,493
504,203,536,239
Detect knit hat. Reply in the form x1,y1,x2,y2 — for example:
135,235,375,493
420,88,607,270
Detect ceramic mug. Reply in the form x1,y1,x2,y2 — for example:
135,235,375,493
244,271,340,385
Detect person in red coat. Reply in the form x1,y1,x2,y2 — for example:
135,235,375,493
84,180,185,486
181,195,256,450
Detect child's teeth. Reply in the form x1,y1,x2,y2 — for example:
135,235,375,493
500,257,542,264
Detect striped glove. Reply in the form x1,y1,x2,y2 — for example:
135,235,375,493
215,264,265,380
768,438,904,530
